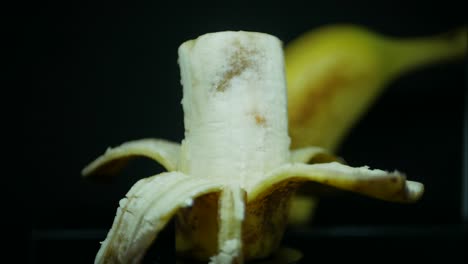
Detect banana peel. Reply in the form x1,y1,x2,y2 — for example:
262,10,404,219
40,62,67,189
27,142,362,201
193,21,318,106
83,31,424,263
286,24,466,225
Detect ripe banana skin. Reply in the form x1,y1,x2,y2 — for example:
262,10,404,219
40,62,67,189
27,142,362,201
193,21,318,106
83,31,424,263
285,24,466,225
286,24,467,151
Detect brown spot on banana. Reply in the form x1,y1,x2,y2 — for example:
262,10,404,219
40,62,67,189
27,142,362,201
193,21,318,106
216,40,258,92
253,113,267,127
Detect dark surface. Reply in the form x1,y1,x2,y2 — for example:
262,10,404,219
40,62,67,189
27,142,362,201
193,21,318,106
23,0,466,263
30,225,467,263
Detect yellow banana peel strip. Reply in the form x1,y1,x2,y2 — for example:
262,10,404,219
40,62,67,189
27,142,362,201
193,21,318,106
83,31,424,263
253,162,423,203
94,172,223,263
82,138,180,176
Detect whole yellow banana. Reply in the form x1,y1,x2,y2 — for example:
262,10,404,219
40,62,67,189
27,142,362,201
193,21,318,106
286,24,467,151
286,24,466,226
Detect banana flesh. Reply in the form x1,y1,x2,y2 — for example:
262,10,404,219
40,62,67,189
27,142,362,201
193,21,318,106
83,31,424,263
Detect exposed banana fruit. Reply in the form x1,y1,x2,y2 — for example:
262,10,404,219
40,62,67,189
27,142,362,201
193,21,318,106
285,25,466,225
286,24,467,151
83,31,424,263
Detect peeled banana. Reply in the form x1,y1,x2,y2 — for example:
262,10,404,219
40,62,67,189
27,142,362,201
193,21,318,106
83,31,423,263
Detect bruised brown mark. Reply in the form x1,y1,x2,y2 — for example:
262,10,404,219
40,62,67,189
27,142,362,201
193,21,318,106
254,114,267,126
216,40,257,92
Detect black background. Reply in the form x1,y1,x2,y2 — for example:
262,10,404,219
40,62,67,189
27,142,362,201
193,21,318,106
24,0,466,263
